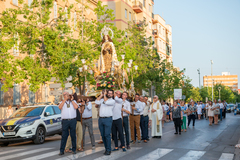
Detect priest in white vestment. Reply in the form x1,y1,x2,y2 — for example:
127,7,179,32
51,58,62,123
149,95,163,138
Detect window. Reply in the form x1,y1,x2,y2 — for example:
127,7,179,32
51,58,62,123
125,9,127,18
159,40,162,48
54,1,57,19
0,83,3,105
12,0,18,6
125,32,128,38
53,106,61,114
143,0,146,7
149,4,151,12
159,25,161,34
13,33,19,56
129,12,131,21
45,106,54,116
29,89,35,104
64,7,68,24
74,12,77,29
149,22,151,29
13,84,21,105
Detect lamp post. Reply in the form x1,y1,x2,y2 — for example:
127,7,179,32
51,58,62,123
218,87,221,101
211,60,213,101
197,68,200,88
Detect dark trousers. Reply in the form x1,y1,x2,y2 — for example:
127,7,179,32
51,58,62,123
60,118,77,153
223,109,226,118
188,114,196,127
173,118,181,133
123,116,130,146
99,117,112,152
140,115,144,138
220,109,223,120
141,115,149,140
112,118,125,148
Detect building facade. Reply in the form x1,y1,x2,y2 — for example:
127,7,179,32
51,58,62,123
0,0,98,113
203,72,238,91
100,0,172,62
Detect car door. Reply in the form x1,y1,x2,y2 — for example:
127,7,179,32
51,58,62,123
43,106,56,133
52,106,62,130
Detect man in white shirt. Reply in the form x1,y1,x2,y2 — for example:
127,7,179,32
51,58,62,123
58,92,79,155
122,92,131,149
140,96,150,143
218,100,224,121
95,89,115,156
130,94,143,144
81,99,95,150
112,91,127,152
162,101,169,122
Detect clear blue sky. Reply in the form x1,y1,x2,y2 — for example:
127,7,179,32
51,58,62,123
154,0,240,88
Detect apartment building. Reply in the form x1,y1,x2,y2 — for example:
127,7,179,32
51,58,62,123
100,0,172,62
203,72,238,91
0,0,98,109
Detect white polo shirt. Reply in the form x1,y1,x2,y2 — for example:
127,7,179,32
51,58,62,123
142,101,150,116
113,96,123,120
95,98,115,117
82,102,92,118
219,103,224,109
163,104,169,111
122,100,131,117
59,100,77,119
130,100,143,115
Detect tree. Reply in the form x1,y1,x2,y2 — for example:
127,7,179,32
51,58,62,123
186,87,202,102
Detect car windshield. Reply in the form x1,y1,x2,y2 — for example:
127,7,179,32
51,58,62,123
10,106,45,118
238,104,240,108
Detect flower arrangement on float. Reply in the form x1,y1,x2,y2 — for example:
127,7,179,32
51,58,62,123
96,72,117,90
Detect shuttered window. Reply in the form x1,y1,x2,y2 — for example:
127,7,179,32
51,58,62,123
12,0,18,6
29,89,35,104
13,84,21,105
54,1,57,19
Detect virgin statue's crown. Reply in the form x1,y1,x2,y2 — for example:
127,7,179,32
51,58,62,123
101,26,114,39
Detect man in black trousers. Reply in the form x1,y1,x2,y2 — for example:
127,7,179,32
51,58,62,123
58,92,79,155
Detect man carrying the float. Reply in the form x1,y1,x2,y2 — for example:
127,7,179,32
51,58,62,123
149,95,163,139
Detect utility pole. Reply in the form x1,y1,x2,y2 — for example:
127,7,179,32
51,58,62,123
211,60,213,101
197,68,200,88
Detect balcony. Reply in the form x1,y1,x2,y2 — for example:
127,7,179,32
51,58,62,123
153,29,159,38
133,1,143,13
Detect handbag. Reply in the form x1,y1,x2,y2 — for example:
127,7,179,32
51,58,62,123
214,109,220,115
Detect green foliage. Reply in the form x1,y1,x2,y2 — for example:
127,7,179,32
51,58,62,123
186,87,202,102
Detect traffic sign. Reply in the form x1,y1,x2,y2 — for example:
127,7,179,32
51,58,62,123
65,83,72,88
49,90,62,96
64,89,73,94
49,83,61,88
66,76,72,81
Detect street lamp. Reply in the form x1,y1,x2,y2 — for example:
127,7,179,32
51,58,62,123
197,68,200,88
218,87,221,100
211,60,213,101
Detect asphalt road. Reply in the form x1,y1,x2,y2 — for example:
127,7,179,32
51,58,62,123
0,113,239,160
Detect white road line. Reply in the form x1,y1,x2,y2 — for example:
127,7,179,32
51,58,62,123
0,148,52,160
94,147,142,160
21,151,59,160
178,150,206,160
55,147,105,160
219,153,234,160
136,148,173,160
0,148,26,156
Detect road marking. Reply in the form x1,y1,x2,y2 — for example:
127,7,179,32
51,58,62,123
21,151,59,160
219,153,234,160
0,148,26,156
178,150,206,160
94,147,142,160
55,147,105,160
136,148,173,160
0,148,52,160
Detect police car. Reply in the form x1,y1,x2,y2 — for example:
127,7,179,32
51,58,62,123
0,105,62,146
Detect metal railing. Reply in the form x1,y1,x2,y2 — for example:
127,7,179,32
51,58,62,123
133,1,143,9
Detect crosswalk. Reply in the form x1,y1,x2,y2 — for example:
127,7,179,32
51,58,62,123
0,147,235,160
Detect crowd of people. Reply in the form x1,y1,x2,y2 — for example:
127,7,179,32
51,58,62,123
57,90,228,156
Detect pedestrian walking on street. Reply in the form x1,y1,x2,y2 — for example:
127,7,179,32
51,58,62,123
140,96,150,143
58,92,79,155
171,101,183,135
180,101,187,132
197,102,202,120
208,101,214,126
81,98,95,150
218,100,224,121
122,92,131,149
187,101,197,127
95,89,115,156
213,99,220,125
65,93,83,153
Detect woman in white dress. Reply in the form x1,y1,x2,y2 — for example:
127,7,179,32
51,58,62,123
208,101,214,126
197,102,202,120
5,105,13,118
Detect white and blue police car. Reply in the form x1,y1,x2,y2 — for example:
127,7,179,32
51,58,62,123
0,105,62,146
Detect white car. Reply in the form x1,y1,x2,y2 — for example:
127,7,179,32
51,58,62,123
0,105,62,146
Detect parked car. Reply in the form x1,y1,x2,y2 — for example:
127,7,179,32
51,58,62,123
0,105,62,146
226,105,231,113
228,104,235,112
236,104,240,114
